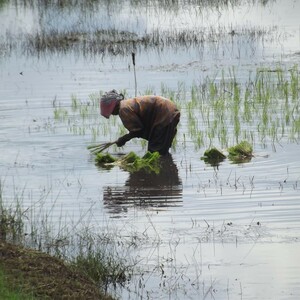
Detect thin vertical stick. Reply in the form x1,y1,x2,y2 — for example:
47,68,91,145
132,52,137,97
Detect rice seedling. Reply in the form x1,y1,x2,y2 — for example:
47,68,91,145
53,107,68,121
289,65,299,102
186,65,300,149
49,63,300,153
70,94,78,110
89,141,117,154
88,91,102,107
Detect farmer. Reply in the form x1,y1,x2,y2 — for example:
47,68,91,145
100,90,180,155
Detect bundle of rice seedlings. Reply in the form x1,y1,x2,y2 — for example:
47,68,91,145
202,147,226,160
95,153,117,165
228,141,253,162
201,147,226,166
87,142,116,154
94,151,161,173
118,151,161,174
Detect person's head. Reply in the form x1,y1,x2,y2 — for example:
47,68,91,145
100,90,124,119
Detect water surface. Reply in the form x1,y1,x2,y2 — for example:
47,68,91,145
1,1,300,299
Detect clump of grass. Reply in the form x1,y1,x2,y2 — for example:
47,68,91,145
0,184,24,244
73,249,129,290
228,141,253,162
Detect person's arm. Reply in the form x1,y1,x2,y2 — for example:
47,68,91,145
116,130,143,147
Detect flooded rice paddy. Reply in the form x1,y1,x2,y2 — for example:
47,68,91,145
1,0,300,299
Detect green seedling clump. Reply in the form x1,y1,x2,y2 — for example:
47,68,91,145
95,151,161,173
95,153,117,165
120,152,139,164
228,141,253,162
119,151,161,174
202,148,226,160
201,147,226,166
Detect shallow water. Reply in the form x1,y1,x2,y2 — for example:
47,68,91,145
1,0,300,299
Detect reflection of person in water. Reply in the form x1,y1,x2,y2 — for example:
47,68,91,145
103,154,182,215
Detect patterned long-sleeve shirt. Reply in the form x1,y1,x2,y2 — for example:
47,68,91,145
119,96,180,140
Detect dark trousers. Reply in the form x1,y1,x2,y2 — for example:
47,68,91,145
148,113,180,155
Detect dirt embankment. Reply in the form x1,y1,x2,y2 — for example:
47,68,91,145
0,241,113,300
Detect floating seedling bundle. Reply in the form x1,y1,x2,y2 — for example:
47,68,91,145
201,147,227,166
93,151,161,174
228,141,253,163
202,141,253,165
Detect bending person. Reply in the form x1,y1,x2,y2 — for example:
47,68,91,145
100,90,180,155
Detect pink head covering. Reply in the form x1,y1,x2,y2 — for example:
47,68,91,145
100,90,124,118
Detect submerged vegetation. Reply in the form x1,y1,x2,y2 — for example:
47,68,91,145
53,65,300,152
0,0,280,58
184,66,300,149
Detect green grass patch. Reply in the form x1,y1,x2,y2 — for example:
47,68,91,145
0,267,34,300
73,249,129,291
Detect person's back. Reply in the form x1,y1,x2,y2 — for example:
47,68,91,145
119,96,179,141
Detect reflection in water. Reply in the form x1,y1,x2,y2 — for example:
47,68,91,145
103,154,182,215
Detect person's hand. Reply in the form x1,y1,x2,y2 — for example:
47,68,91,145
116,136,127,147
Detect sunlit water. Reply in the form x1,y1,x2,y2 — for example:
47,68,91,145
1,1,300,299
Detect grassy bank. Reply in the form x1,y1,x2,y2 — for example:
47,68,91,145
0,241,113,299
0,267,33,300
0,182,133,299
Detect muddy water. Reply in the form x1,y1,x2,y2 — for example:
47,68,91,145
1,1,300,299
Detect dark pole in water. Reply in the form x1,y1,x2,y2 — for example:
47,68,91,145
132,52,137,97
